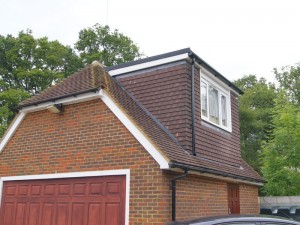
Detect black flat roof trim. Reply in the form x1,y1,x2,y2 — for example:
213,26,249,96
105,48,191,71
111,60,187,79
106,48,243,95
18,88,100,109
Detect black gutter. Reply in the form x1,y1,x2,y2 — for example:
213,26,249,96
18,88,100,109
170,161,264,184
189,54,196,156
172,169,189,221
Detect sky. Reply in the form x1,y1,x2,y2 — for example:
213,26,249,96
1,0,300,82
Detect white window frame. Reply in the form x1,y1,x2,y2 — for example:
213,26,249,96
200,68,232,132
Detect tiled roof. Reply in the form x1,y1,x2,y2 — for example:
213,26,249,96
19,62,263,183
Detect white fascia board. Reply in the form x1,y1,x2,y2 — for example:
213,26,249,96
0,112,26,153
109,53,189,76
0,169,131,225
22,91,102,113
100,91,170,169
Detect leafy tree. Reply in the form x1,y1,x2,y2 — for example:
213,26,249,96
274,64,300,104
75,23,142,66
234,75,276,172
0,30,83,94
261,91,300,195
0,89,30,135
0,30,83,136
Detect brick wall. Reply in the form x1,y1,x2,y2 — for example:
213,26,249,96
170,173,228,219
240,184,260,214
0,99,259,224
164,172,259,221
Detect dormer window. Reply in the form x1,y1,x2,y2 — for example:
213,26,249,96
200,69,232,132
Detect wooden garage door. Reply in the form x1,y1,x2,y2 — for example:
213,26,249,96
0,175,126,225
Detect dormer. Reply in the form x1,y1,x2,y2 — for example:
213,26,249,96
107,48,244,168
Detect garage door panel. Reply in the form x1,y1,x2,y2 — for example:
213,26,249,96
15,202,27,225
89,183,104,196
87,203,103,225
27,203,40,225
106,203,120,225
107,182,121,195
58,184,71,196
5,186,16,197
1,202,14,225
41,203,55,225
0,175,126,225
56,203,69,225
31,185,42,196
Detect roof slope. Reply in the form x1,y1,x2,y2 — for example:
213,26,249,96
19,62,263,183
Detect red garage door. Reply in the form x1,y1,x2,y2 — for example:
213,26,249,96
0,175,126,225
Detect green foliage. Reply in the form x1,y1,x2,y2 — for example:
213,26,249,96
0,89,30,136
234,75,276,172
274,64,300,104
261,91,300,195
0,30,83,94
75,23,142,66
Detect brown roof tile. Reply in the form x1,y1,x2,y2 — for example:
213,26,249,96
19,62,263,183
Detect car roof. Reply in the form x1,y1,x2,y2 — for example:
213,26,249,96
167,214,300,225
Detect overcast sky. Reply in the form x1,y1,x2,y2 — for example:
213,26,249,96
1,0,300,82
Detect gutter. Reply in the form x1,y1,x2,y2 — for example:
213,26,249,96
170,161,264,185
18,88,100,109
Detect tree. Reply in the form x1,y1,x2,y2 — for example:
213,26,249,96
234,75,276,172
75,24,142,66
0,89,30,135
274,64,300,104
0,30,83,137
261,91,300,195
0,30,83,94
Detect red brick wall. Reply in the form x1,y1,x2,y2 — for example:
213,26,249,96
240,184,260,214
0,99,259,224
171,173,228,219
165,172,259,221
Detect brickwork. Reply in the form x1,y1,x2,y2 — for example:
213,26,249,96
239,184,260,214
0,99,259,224
171,173,228,219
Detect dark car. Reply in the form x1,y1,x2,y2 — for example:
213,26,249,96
166,214,300,225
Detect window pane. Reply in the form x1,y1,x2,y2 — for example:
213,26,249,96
208,85,219,124
221,95,227,126
201,82,207,117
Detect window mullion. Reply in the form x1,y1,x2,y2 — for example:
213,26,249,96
206,83,209,118
218,91,221,126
